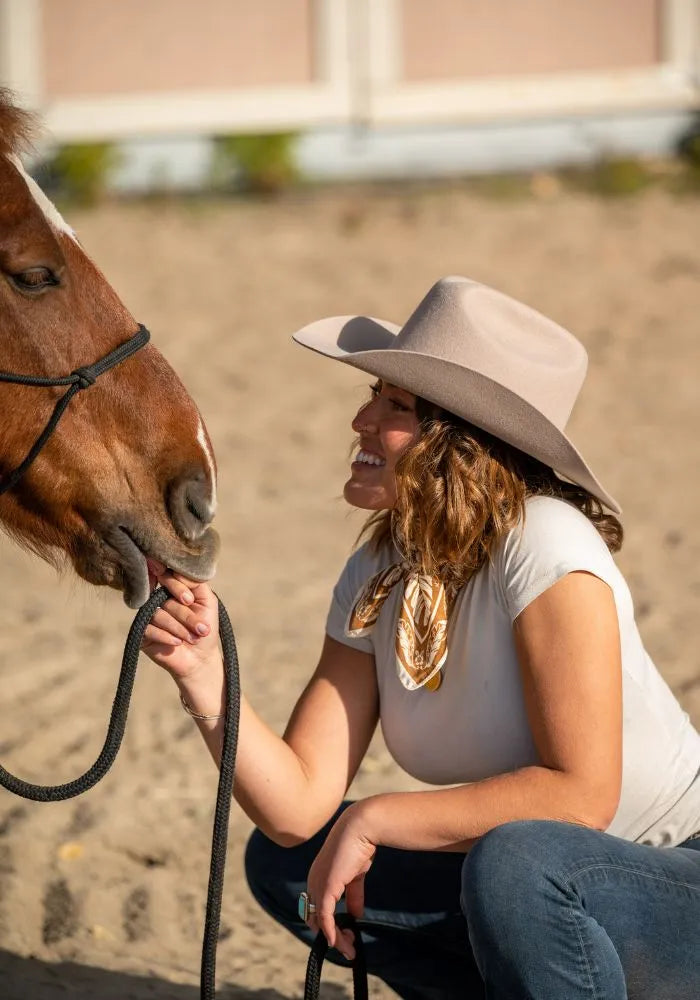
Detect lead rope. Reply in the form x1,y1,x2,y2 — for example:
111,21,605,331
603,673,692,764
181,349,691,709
304,915,367,1000
0,585,240,1000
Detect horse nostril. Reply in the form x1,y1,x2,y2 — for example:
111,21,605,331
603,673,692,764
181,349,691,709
168,474,215,542
186,496,205,524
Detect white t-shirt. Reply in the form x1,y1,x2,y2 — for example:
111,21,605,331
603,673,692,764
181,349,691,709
326,496,700,847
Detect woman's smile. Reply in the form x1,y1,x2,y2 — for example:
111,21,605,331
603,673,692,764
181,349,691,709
352,448,387,469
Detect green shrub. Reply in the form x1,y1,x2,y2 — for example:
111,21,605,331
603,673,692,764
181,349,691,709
562,157,654,197
211,132,299,195
464,172,532,200
49,142,121,205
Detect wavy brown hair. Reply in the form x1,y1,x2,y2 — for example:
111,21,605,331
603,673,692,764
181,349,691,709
360,398,623,588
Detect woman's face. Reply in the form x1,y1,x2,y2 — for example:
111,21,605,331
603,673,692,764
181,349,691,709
344,379,421,510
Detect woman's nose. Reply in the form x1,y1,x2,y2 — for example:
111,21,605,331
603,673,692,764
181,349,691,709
352,400,378,433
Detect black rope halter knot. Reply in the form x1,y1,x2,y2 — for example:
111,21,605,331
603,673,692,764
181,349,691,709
73,365,97,389
0,323,150,496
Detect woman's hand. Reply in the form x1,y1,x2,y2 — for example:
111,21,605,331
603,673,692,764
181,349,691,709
140,569,220,682
305,803,377,960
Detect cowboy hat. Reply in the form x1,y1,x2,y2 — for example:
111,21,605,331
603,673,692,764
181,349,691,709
292,276,620,514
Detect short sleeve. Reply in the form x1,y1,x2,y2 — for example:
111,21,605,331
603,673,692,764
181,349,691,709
494,496,620,622
325,544,380,654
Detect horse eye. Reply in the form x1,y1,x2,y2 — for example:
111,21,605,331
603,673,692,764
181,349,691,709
11,267,59,293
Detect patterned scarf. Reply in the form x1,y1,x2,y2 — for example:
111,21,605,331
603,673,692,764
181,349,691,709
345,564,459,691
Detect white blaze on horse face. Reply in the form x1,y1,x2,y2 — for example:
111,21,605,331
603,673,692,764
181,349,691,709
197,416,218,515
10,155,76,239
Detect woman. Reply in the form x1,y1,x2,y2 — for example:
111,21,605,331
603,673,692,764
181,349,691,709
143,277,700,999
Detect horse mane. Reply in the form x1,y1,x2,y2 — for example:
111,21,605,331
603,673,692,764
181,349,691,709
0,88,37,156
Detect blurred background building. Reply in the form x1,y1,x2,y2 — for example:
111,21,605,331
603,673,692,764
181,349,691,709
1,0,699,191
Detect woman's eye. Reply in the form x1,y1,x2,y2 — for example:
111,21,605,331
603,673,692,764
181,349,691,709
11,267,59,292
368,382,412,412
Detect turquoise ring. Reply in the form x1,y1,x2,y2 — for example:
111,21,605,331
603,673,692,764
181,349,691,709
298,891,316,922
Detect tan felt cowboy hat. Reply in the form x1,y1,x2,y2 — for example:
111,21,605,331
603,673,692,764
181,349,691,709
292,275,621,514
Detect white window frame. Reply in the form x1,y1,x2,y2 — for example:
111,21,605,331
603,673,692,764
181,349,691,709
363,0,700,123
0,0,43,109
0,0,353,140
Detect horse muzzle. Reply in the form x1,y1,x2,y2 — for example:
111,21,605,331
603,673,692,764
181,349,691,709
106,521,220,609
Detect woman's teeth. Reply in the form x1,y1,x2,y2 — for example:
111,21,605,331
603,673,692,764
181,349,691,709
355,449,386,467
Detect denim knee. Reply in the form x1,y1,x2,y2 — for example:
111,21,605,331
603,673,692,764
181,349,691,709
461,820,574,929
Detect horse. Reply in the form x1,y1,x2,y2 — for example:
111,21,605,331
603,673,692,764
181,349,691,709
0,89,219,606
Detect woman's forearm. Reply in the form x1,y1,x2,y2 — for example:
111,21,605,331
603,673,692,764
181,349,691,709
175,666,320,845
358,765,619,853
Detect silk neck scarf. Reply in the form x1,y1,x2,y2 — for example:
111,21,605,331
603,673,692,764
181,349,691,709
345,564,459,691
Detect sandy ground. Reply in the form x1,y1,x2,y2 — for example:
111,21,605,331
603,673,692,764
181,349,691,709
0,182,699,998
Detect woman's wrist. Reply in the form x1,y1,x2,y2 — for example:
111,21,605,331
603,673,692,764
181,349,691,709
352,793,442,852
175,656,226,721
348,794,392,846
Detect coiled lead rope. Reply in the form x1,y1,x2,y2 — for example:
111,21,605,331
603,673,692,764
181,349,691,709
0,585,240,1000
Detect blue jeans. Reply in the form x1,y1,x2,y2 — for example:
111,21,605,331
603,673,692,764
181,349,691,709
244,804,700,999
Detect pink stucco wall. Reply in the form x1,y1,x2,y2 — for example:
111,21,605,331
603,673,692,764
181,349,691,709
401,0,660,81
42,0,314,97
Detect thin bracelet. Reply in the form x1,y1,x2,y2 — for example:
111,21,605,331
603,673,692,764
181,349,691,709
179,691,225,721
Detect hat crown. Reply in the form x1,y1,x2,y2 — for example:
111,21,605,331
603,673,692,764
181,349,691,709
394,277,587,429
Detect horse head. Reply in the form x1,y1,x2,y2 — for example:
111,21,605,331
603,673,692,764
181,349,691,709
0,91,219,608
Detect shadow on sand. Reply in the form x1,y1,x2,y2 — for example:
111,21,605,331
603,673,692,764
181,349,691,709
0,948,351,1000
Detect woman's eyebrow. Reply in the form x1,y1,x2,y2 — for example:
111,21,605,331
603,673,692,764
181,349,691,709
385,382,415,400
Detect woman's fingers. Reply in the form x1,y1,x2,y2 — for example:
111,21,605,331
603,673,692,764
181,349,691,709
141,608,209,654
303,898,354,962
336,926,356,962
156,570,196,605
317,908,355,961
318,893,342,955
344,874,365,919
156,570,219,614
317,910,336,952
142,623,183,647
149,604,210,643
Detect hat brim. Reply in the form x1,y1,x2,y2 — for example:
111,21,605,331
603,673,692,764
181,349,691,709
293,315,621,514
